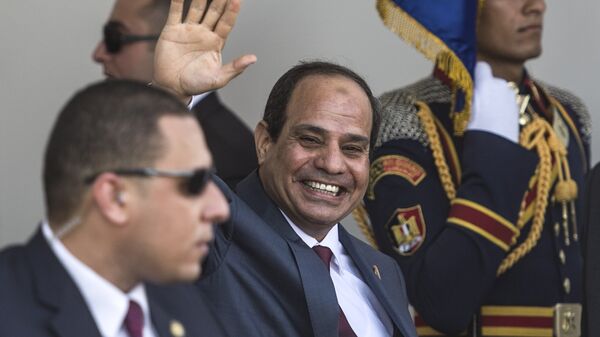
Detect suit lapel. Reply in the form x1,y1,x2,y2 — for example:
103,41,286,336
288,241,340,337
236,171,304,241
25,229,102,337
237,172,340,337
339,227,411,337
148,296,188,337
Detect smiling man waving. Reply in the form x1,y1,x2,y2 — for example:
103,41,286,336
194,62,417,337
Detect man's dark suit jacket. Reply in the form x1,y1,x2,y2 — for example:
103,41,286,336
584,163,600,337
199,172,418,337
0,229,229,337
193,92,257,188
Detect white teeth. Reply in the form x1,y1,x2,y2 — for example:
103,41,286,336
305,181,340,195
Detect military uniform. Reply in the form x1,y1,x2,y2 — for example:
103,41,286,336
364,71,591,337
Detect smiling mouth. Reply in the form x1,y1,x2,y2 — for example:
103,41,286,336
302,180,344,197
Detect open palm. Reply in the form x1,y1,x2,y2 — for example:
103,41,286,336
154,0,256,99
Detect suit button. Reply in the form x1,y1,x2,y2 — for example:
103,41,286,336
563,278,571,294
559,250,566,264
554,222,560,237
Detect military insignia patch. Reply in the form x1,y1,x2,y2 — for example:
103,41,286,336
367,155,426,199
386,205,426,256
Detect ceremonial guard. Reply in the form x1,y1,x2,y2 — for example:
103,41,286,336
363,0,591,336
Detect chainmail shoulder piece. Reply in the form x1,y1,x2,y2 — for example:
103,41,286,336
535,80,592,145
376,77,451,148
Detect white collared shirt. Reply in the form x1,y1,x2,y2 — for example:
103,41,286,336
282,213,394,337
42,222,157,337
187,92,210,110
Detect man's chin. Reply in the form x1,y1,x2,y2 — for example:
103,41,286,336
103,71,117,79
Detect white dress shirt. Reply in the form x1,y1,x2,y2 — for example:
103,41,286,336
187,92,210,110
282,213,394,337
42,222,157,337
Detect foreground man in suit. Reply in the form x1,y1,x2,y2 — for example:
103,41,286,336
0,80,230,337
93,0,257,188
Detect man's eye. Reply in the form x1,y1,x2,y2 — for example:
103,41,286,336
343,145,366,155
299,136,320,145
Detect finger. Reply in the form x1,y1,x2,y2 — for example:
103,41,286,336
166,0,185,25
201,0,228,30
184,0,207,24
216,54,257,86
214,0,240,40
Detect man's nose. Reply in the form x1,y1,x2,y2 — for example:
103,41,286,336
314,144,346,175
201,181,231,225
92,40,111,64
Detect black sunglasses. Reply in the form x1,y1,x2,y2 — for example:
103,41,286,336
103,21,159,54
85,167,215,196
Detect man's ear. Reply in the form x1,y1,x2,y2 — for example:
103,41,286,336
91,173,130,226
254,120,273,165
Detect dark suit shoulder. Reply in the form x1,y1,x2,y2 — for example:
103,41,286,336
0,244,32,290
146,283,230,337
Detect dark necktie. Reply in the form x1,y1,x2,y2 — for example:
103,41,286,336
312,245,358,337
124,300,144,337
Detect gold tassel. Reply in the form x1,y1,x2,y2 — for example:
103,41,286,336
377,0,473,135
497,117,557,275
352,203,379,249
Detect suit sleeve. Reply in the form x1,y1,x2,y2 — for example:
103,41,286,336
365,130,538,334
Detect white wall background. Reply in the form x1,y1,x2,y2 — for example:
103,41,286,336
1,0,599,247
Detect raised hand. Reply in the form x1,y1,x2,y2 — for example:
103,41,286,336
153,0,256,100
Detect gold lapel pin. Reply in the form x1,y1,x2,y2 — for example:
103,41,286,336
372,265,381,280
170,320,185,337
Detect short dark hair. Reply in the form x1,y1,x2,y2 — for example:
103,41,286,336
262,61,381,154
140,0,194,32
43,80,191,225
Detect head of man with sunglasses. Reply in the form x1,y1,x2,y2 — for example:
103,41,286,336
93,0,259,190
92,0,189,82
0,80,230,336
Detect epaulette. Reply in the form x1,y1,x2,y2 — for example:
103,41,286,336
535,80,592,145
377,77,451,148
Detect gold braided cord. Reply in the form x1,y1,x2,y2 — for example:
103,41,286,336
376,0,473,135
549,96,588,171
497,118,554,275
416,101,457,200
351,203,379,248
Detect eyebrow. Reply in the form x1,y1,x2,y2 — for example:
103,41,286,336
292,124,370,145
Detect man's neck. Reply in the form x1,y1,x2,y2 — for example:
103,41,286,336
61,225,138,292
478,57,525,83
288,217,334,242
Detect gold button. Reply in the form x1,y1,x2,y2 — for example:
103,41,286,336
554,222,560,237
563,278,571,294
559,250,566,264
170,320,185,337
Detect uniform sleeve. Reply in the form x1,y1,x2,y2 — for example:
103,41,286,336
365,130,538,334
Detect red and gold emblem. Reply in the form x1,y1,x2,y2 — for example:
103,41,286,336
386,205,426,256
